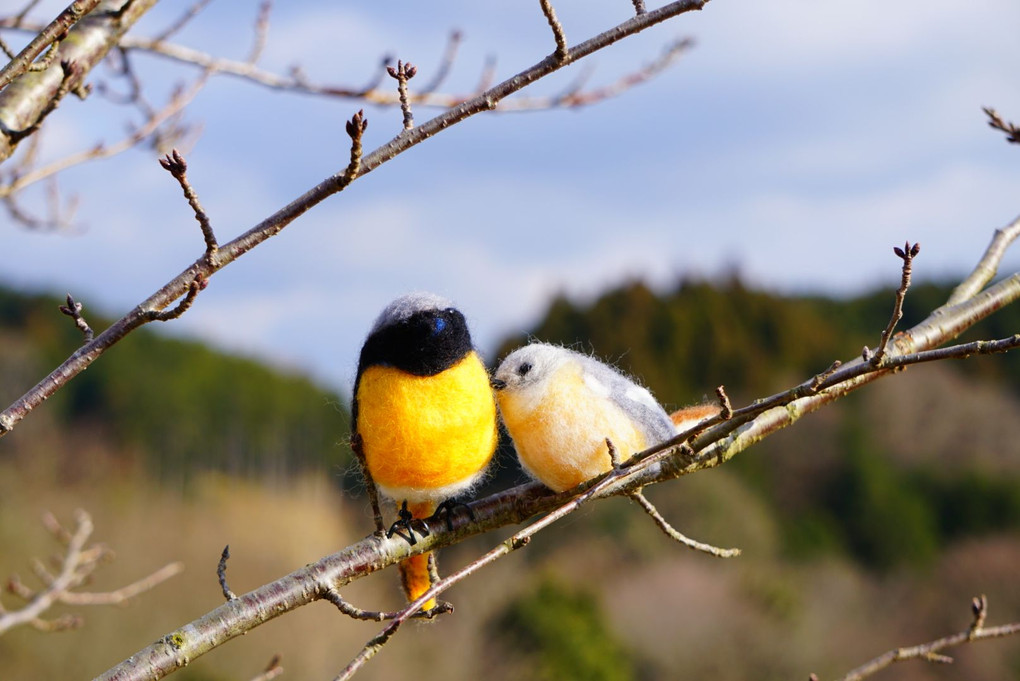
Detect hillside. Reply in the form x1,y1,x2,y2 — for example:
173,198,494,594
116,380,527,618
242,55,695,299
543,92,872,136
0,287,354,487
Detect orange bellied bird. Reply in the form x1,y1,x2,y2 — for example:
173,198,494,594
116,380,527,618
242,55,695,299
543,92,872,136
353,293,498,611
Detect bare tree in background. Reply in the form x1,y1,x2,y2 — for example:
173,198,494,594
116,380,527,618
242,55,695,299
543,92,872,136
2,2,1020,680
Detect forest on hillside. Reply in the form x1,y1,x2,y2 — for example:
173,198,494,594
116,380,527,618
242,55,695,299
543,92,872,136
2,279,1019,679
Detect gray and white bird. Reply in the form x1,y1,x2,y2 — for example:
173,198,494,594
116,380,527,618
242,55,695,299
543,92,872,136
491,343,684,492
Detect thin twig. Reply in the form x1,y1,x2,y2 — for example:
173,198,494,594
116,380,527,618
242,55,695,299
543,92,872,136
1,70,210,201
218,546,237,601
419,30,461,94
15,0,48,26
248,655,284,681
0,511,182,636
350,433,385,534
714,385,732,419
146,275,205,322
387,60,417,130
629,490,740,557
339,109,367,188
245,0,272,65
539,0,569,61
151,0,213,43
322,588,452,622
869,241,919,365
0,22,693,111
58,294,94,342
59,562,184,606
0,35,16,60
159,148,218,265
983,106,1020,144
833,596,1020,681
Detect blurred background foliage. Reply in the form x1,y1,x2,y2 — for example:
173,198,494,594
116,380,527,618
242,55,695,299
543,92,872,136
2,278,1020,679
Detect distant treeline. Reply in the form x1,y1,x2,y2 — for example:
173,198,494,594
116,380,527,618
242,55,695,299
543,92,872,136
4,278,1020,570
0,287,351,487
503,276,1020,570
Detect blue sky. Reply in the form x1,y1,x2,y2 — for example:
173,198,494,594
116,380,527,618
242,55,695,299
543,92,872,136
4,0,1020,396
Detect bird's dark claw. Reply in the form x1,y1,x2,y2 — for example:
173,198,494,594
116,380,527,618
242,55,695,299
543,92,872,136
429,498,476,532
386,500,430,545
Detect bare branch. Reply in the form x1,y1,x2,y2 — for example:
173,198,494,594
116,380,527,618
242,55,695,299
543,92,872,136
538,0,569,61
983,106,1020,144
832,596,1020,681
419,30,461,94
628,490,740,557
217,546,237,602
321,588,452,622
58,293,94,342
339,108,367,189
0,0,160,162
1,70,210,201
150,0,213,43
350,433,385,535
870,241,920,365
0,0,713,440
714,385,732,419
146,274,205,322
0,511,182,636
248,655,284,681
387,59,417,130
58,562,184,606
14,24,694,112
0,0,101,91
159,148,218,265
946,213,1020,306
91,242,1020,678
246,1,272,66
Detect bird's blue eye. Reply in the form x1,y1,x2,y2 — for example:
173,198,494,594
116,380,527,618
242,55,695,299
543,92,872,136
431,317,447,335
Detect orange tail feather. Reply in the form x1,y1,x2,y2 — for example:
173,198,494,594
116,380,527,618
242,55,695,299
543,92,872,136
398,501,437,612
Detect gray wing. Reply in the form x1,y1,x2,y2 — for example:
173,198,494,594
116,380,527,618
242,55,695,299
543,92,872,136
575,352,676,445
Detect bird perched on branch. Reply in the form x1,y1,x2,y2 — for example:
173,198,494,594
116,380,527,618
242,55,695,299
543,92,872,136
352,293,498,611
492,343,715,492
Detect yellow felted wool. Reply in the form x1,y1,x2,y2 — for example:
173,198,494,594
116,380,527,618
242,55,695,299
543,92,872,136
357,354,497,497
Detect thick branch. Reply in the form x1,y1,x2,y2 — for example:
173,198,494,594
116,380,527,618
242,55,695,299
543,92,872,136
0,0,159,162
0,0,102,91
946,213,1020,305
95,229,1020,679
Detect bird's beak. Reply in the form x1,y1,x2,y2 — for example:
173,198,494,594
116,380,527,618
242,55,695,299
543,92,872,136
490,376,507,391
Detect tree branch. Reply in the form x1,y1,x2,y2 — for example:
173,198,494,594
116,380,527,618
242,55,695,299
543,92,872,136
94,223,1020,681
2,17,692,112
0,510,183,636
0,0,711,438
0,0,102,91
831,596,1020,681
0,0,160,162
